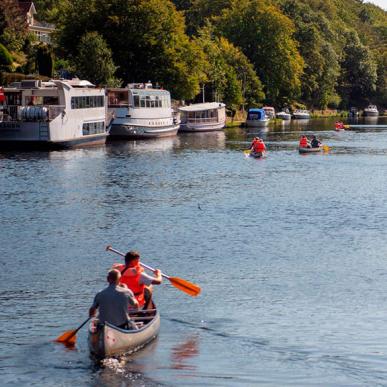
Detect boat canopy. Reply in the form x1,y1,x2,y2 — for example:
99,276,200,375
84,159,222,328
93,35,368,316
179,102,225,112
247,108,266,120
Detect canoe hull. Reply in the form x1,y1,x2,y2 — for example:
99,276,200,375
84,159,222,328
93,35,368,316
250,151,265,158
299,147,322,154
88,311,160,358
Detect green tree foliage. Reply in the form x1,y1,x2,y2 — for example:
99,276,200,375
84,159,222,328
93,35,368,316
74,32,120,87
56,0,207,100
36,43,53,77
0,43,13,71
338,31,378,107
0,0,27,51
216,0,304,106
280,0,340,108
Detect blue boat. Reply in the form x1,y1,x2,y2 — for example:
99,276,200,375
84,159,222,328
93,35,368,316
245,108,269,127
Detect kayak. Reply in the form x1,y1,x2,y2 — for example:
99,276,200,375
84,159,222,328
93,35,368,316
250,151,266,158
88,307,160,358
298,147,322,154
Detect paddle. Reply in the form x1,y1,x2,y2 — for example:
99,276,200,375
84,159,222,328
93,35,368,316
243,149,251,155
105,245,201,297
55,317,91,345
322,144,331,152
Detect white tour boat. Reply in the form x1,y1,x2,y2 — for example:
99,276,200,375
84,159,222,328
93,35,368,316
178,102,226,132
292,109,311,119
245,108,269,127
0,79,109,149
363,105,379,117
107,83,179,139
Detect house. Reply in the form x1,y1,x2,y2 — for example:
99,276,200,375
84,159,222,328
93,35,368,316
18,1,55,44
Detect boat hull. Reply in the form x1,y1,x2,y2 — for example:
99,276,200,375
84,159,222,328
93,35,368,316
179,121,225,132
88,311,160,358
363,111,379,117
276,113,291,120
245,119,269,127
250,151,265,158
299,147,322,154
0,133,107,150
109,124,179,139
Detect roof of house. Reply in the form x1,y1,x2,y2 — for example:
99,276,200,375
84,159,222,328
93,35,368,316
18,1,36,15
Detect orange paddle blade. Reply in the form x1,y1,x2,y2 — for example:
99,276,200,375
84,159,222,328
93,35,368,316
55,330,77,344
168,277,201,297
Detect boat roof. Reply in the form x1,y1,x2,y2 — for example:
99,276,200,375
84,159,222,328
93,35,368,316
179,102,225,112
248,108,265,113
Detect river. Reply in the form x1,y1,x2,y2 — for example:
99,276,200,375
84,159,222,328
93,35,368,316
1,116,387,386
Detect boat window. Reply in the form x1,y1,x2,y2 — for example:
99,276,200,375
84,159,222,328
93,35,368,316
5,92,22,105
133,95,140,107
71,96,104,109
82,121,105,135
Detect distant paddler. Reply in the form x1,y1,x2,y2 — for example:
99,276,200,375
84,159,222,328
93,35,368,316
335,121,345,131
250,136,266,157
112,250,162,310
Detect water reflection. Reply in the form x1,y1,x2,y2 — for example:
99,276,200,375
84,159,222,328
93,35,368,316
170,334,200,371
179,131,226,150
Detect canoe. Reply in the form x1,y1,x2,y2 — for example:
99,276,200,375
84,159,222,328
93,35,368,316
298,147,322,154
88,307,160,358
250,151,266,158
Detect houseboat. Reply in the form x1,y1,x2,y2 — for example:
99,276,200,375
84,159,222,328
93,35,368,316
107,83,179,139
178,102,226,132
292,109,311,119
0,79,108,149
245,108,269,127
363,105,379,117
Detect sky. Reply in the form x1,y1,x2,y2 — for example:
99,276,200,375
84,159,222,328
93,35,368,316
366,0,387,10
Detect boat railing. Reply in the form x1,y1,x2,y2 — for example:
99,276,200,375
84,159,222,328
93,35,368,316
0,105,65,122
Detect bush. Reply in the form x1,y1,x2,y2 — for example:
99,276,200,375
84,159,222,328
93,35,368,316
0,43,13,70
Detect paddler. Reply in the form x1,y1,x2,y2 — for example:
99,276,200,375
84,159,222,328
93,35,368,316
89,269,139,329
299,135,311,148
112,250,162,310
310,135,321,148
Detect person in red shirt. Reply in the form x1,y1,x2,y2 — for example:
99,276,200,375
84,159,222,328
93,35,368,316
112,251,162,310
299,135,311,148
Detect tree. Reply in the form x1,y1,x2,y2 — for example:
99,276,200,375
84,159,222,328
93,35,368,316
338,31,378,106
216,0,304,106
74,32,120,87
0,43,13,71
36,43,53,77
0,0,27,51
56,0,206,100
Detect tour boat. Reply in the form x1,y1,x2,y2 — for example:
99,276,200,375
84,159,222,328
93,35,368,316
107,83,179,139
0,79,109,149
262,106,275,119
292,109,311,119
298,146,322,154
245,108,269,127
88,307,160,358
363,105,379,117
178,102,226,132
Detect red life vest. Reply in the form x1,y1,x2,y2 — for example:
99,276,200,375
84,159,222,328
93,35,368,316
299,137,308,148
256,141,266,152
113,263,146,307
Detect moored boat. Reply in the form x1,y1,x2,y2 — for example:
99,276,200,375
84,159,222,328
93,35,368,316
88,307,160,358
363,105,379,117
107,83,179,139
0,79,109,149
245,108,269,127
292,109,310,119
276,110,291,120
178,102,226,132
262,106,275,120
298,146,322,154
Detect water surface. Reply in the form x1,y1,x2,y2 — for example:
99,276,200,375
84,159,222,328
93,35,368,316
1,116,387,386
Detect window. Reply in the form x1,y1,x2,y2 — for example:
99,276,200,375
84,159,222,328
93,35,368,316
82,121,105,135
71,95,104,109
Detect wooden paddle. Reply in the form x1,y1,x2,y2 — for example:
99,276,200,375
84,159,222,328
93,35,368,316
55,317,91,345
105,245,201,297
